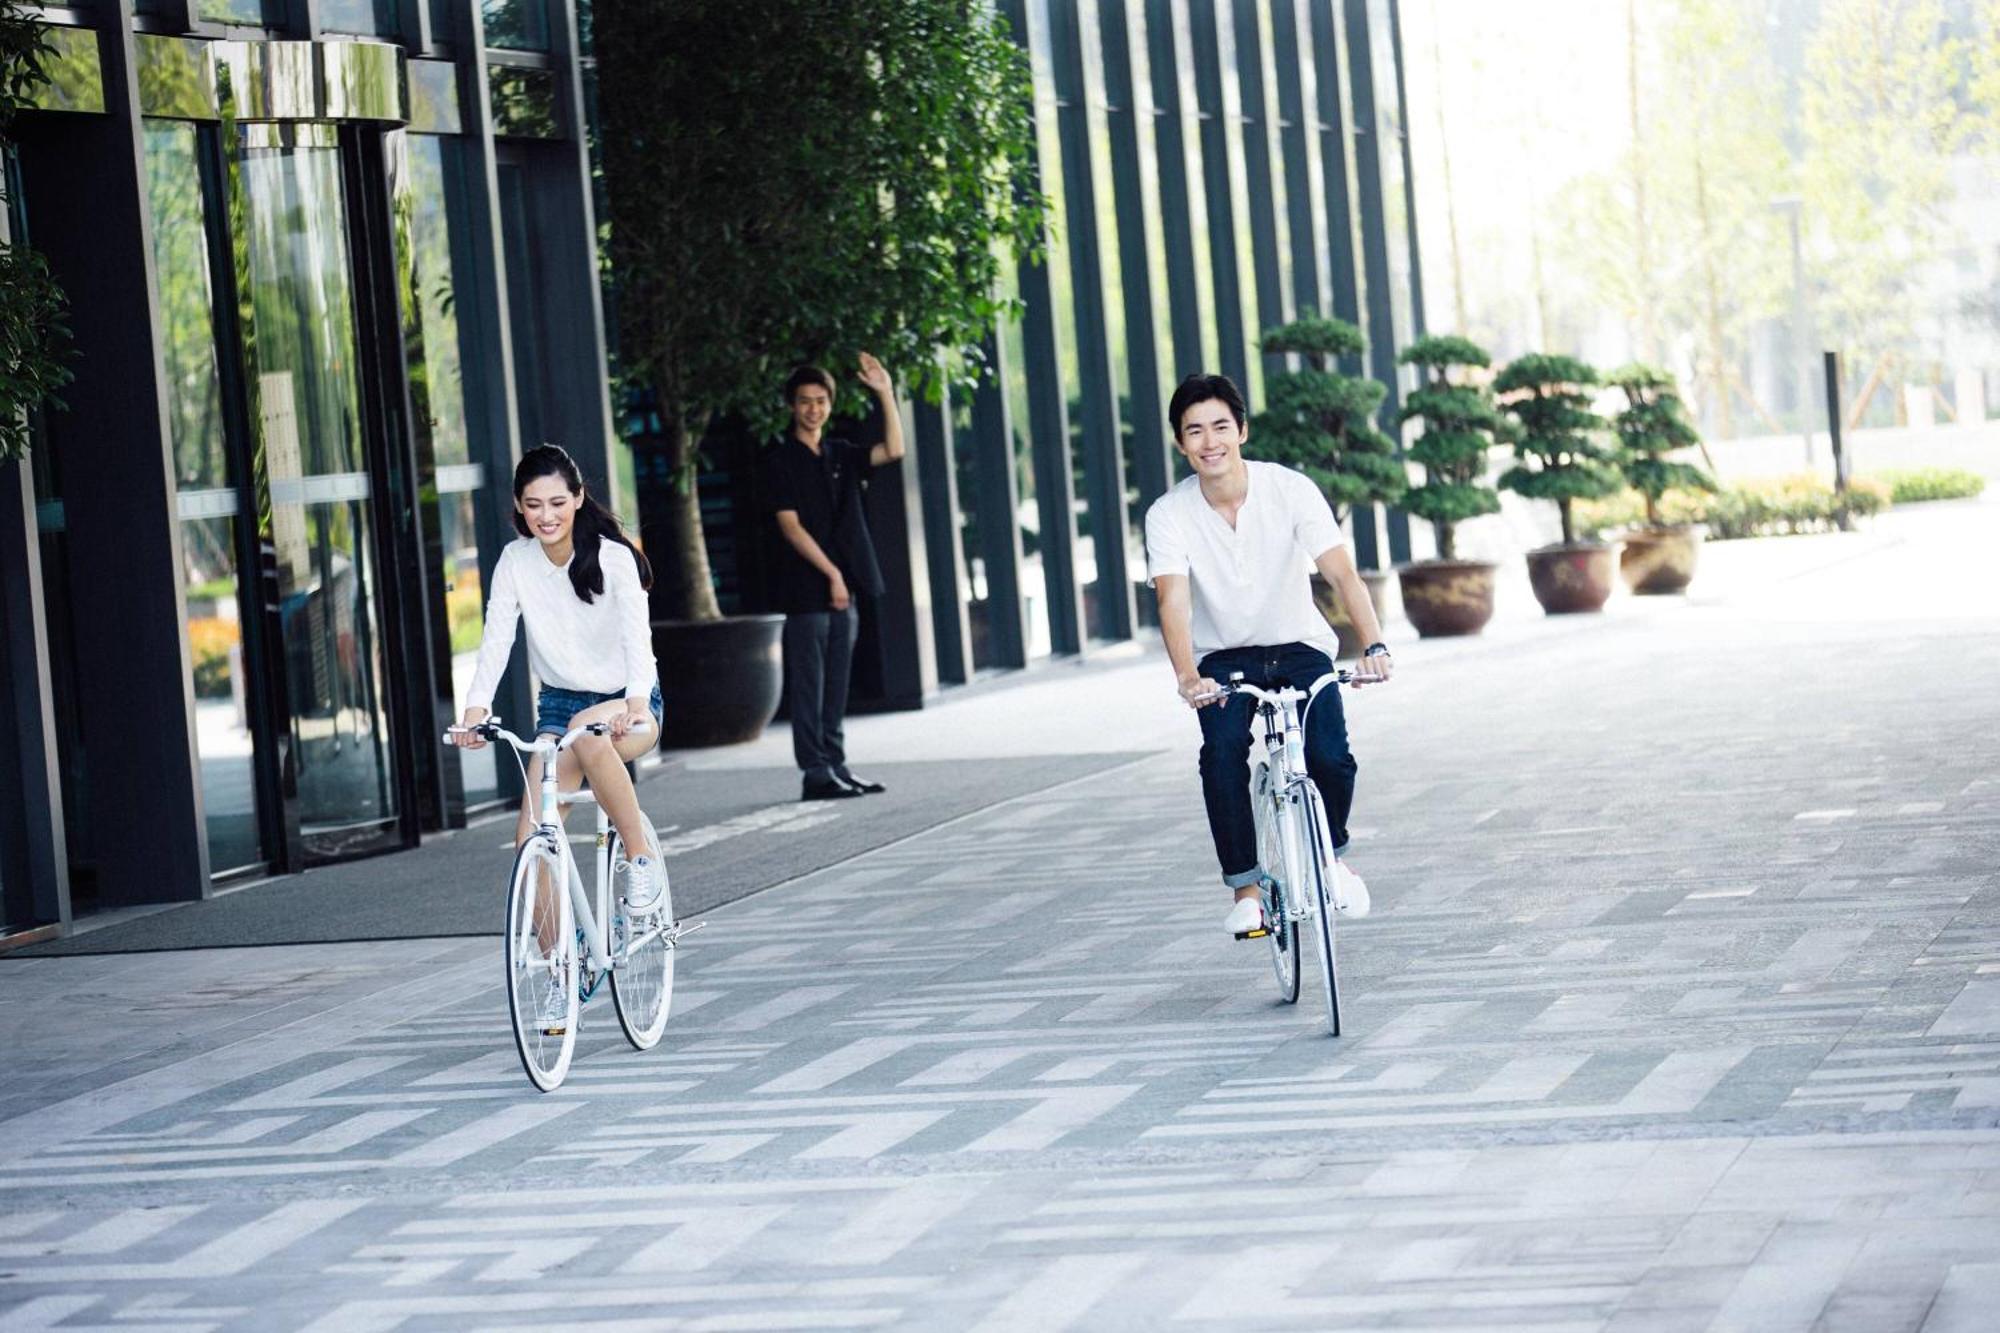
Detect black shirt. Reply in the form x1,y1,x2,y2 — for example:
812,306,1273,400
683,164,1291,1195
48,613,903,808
765,434,887,614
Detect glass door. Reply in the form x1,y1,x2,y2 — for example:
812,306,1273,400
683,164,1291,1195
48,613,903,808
239,125,401,853
144,120,268,877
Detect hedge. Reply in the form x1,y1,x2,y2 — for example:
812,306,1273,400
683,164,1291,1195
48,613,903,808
1575,473,1891,541
1862,467,1986,504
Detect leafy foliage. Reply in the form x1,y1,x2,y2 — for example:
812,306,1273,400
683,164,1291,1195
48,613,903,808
1606,363,1714,527
1495,353,1620,547
595,0,1046,620
1250,316,1403,521
0,0,71,462
1865,467,1986,504
1396,334,1502,562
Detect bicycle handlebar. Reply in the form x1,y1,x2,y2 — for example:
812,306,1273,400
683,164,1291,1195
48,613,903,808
1192,671,1357,708
441,715,652,754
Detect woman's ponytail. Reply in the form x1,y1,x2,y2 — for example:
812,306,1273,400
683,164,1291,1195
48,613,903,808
569,493,654,603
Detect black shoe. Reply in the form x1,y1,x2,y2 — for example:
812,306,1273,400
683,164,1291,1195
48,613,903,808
836,770,886,795
802,776,864,802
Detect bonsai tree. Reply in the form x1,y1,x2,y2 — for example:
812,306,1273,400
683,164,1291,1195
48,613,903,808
594,0,1046,621
1397,335,1503,561
0,1,70,462
1251,316,1405,523
1494,353,1621,546
1606,364,1715,528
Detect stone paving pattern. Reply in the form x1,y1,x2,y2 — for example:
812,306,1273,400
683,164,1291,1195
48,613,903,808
1,502,1997,1330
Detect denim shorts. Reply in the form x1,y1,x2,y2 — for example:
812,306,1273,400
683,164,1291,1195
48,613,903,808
535,682,664,737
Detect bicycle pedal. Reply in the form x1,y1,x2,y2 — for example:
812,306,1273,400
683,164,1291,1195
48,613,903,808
1234,927,1271,940
539,1025,568,1037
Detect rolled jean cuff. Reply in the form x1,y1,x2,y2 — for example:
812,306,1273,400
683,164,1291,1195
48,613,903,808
1222,864,1265,890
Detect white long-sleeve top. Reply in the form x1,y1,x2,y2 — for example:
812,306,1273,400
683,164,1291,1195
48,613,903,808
464,537,658,714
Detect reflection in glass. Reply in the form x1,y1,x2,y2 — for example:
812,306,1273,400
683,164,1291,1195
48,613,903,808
196,0,271,24
320,0,398,35
242,141,399,837
483,0,550,51
145,122,263,875
394,134,496,805
997,255,1052,660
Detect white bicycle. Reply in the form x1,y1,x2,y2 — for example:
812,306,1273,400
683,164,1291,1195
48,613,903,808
1205,672,1358,1036
443,717,699,1091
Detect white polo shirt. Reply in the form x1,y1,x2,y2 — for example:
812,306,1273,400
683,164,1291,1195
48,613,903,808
1144,461,1344,661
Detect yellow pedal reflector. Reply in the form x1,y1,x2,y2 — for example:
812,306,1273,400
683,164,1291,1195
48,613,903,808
540,1026,568,1036
1235,928,1270,940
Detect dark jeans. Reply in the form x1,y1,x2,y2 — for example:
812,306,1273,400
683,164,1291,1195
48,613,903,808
783,605,859,783
1196,642,1356,889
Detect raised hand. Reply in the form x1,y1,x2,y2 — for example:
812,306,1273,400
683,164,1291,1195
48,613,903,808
857,351,893,396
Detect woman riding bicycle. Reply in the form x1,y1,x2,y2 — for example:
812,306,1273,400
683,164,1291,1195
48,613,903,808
449,445,665,910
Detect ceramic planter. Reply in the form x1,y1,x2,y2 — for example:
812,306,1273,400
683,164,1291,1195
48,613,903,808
1310,569,1395,658
1525,542,1618,614
1396,560,1498,637
1618,525,1701,595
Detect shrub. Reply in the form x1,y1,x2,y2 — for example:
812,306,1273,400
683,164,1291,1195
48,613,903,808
1605,364,1715,527
1495,353,1621,546
1862,467,1986,504
1252,315,1405,520
1398,334,1504,561
1572,474,1890,541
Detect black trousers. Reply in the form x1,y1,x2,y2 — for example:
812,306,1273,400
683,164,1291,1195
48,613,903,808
783,605,859,782
1195,642,1357,888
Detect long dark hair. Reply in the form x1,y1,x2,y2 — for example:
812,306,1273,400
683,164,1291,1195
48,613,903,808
511,445,654,603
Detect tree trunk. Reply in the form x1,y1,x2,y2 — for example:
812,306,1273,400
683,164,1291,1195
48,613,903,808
661,413,722,623
1558,498,1575,547
1435,517,1455,562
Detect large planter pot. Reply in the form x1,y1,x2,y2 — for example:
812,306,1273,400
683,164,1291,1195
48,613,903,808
652,614,785,748
1311,569,1394,659
1619,525,1701,595
1525,542,1619,615
1396,560,1498,638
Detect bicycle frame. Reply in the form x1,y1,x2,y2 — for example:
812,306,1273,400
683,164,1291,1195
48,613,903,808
1252,693,1321,923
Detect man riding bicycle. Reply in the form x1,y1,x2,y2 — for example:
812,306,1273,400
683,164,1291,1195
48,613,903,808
1145,373,1393,937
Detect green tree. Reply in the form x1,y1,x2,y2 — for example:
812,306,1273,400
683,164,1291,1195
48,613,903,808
1606,364,1714,528
594,0,1046,621
1251,315,1404,523
1801,0,1972,401
0,0,70,462
1398,334,1503,562
1496,353,1620,547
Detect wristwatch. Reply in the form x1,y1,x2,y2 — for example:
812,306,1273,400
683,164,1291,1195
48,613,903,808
1363,642,1391,658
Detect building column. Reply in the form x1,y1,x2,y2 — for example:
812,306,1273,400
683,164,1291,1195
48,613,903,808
1274,0,1331,321
1308,0,1365,372
1053,0,1134,643
1003,0,1085,658
969,331,1030,670
1099,0,1174,523
1148,0,1215,381
1189,0,1256,397
1234,0,1293,374
912,389,973,685
0,460,69,943
17,3,210,903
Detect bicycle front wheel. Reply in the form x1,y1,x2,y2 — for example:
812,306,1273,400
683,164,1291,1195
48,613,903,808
610,812,674,1050
505,837,579,1091
1251,760,1300,1004
1299,785,1343,1037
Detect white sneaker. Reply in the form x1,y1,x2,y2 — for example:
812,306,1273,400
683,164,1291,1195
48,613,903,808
1223,896,1266,936
618,854,664,913
1332,859,1371,918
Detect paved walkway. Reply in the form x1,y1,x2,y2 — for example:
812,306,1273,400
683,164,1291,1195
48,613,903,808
1,498,1996,1330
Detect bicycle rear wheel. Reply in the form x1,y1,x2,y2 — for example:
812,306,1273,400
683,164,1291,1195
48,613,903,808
1299,785,1343,1036
610,812,674,1050
505,837,579,1090
1251,760,1300,1004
